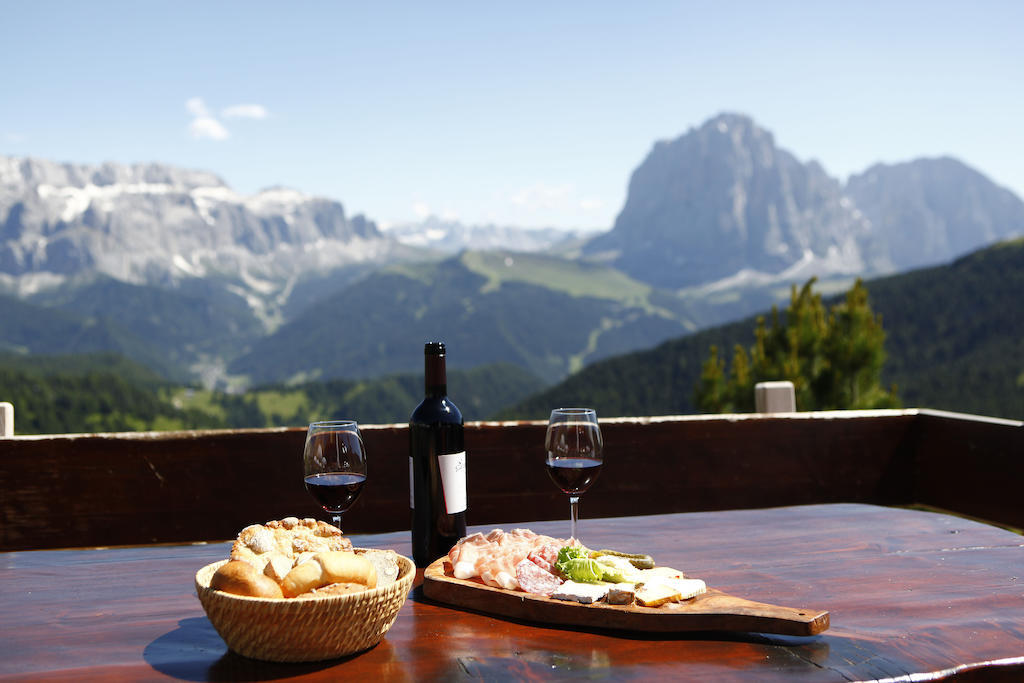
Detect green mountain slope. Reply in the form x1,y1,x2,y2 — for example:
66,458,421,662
0,293,181,378
230,251,702,384
1,276,265,383
501,239,1024,421
33,275,265,367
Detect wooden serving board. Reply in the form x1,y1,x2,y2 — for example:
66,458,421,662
423,558,829,636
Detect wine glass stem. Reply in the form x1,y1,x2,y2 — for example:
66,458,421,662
331,513,343,534
569,495,580,541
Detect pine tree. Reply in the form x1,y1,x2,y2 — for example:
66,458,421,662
695,278,899,412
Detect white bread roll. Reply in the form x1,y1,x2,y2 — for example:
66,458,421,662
281,551,377,597
211,560,285,599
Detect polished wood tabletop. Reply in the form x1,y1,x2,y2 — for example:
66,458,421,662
2,503,1023,681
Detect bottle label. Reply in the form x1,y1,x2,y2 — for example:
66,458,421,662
438,450,467,514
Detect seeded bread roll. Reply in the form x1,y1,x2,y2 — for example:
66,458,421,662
211,560,285,599
281,551,377,598
231,517,351,570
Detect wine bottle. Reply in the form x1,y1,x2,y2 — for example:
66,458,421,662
410,341,466,567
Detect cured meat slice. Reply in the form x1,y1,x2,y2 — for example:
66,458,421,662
516,558,562,596
446,528,569,587
528,543,560,573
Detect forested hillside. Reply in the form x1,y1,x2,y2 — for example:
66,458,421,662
866,237,1024,419
502,239,1024,421
0,354,543,434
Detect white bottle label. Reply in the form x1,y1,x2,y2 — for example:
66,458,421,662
438,450,467,514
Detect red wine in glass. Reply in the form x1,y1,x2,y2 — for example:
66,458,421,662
304,472,366,512
546,457,602,495
302,420,367,532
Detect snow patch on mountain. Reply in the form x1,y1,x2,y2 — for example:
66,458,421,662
383,215,588,254
0,155,413,315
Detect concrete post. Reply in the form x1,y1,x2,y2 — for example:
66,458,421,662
755,382,796,413
0,402,12,437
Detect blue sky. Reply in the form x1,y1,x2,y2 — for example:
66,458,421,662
3,1,1022,230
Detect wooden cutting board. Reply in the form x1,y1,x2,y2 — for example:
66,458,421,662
423,558,829,636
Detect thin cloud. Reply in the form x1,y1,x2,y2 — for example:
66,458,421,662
190,117,230,141
222,104,268,119
186,97,229,140
186,97,268,141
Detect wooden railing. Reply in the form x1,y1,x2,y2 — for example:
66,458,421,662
0,409,1020,551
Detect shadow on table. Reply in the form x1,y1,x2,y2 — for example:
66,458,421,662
143,617,372,681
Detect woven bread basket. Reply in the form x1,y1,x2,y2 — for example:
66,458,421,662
195,550,414,662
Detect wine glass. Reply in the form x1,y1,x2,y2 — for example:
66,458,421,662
302,420,367,533
545,408,603,541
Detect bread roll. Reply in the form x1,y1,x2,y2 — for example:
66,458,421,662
318,551,377,588
300,581,369,598
211,560,284,599
263,554,294,583
280,551,377,597
231,517,351,569
281,560,325,598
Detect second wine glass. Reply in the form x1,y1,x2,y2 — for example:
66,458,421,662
545,408,603,542
302,420,367,533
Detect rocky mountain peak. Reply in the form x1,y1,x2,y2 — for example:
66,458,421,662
846,156,1024,270
584,113,877,289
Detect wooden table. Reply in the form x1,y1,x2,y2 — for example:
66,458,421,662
2,504,1023,681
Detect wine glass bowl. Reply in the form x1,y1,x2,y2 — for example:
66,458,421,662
545,408,603,541
303,420,367,533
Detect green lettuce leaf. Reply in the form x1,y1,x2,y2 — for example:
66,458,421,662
558,557,606,583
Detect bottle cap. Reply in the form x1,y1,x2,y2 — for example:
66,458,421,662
424,341,445,355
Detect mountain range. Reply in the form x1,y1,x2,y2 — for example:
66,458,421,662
2,112,1022,389
584,114,1023,289
381,215,590,254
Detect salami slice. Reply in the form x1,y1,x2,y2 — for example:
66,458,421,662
516,558,563,596
528,543,560,572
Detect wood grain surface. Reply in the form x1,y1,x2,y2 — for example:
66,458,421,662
2,504,1023,681
423,558,829,636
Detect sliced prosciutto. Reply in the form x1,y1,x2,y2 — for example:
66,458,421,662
447,528,567,590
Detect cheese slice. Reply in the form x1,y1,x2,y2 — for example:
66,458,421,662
659,577,707,600
638,566,686,581
605,582,637,605
635,582,682,607
551,580,610,604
